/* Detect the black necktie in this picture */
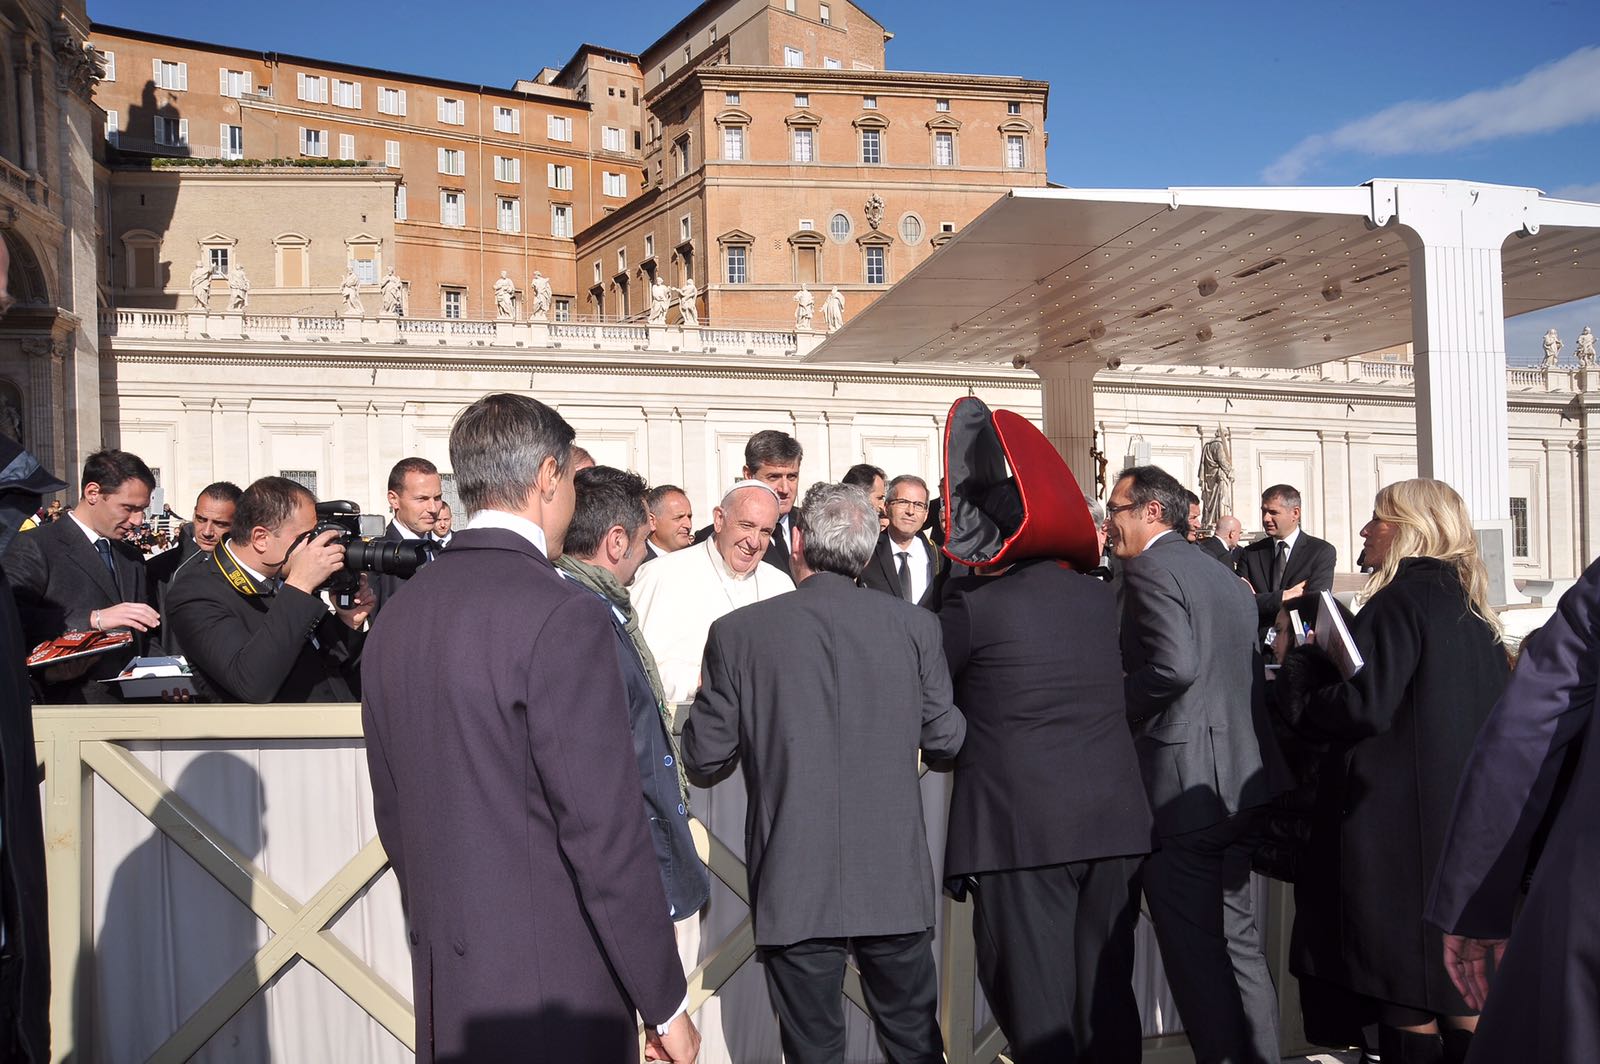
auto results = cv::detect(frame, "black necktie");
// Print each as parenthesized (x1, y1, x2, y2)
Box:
(94, 538, 121, 597)
(1271, 540, 1289, 591)
(897, 551, 914, 601)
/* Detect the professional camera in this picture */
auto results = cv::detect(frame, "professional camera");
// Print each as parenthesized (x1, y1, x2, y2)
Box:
(313, 501, 437, 608)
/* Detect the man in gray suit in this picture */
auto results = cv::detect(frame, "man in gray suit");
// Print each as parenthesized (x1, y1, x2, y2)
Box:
(1108, 465, 1284, 1064)
(683, 483, 966, 1064)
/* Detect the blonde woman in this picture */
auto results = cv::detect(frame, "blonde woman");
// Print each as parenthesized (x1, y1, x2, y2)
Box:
(1273, 479, 1508, 1064)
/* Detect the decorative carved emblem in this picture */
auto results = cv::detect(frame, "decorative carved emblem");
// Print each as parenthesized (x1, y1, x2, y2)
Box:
(864, 194, 885, 231)
(52, 24, 100, 99)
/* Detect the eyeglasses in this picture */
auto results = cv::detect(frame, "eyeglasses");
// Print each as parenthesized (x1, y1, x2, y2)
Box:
(1105, 501, 1139, 515)
(887, 499, 929, 513)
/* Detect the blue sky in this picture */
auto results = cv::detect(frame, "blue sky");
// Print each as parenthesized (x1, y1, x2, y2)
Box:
(90, 0, 1600, 362)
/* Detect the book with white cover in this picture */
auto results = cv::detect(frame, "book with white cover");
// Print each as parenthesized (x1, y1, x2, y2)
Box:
(1313, 588, 1365, 678)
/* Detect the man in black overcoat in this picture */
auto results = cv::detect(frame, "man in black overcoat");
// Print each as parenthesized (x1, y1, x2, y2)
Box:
(147, 481, 239, 656)
(362, 394, 696, 1063)
(1236, 484, 1336, 637)
(368, 456, 443, 615)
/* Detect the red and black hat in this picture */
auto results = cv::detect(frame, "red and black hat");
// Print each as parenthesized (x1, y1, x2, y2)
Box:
(940, 395, 1099, 573)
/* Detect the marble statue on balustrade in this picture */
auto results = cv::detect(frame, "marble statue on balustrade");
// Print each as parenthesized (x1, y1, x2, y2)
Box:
(1543, 328, 1563, 368)
(679, 278, 699, 327)
(1200, 426, 1234, 530)
(188, 258, 212, 311)
(822, 286, 845, 333)
(647, 277, 671, 325)
(340, 267, 364, 315)
(494, 271, 517, 320)
(528, 272, 552, 322)
(380, 269, 404, 316)
(227, 264, 250, 311)
(794, 283, 814, 331)
(1578, 326, 1596, 368)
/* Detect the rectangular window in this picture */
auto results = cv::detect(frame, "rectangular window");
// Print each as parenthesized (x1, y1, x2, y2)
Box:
(547, 115, 572, 141)
(220, 124, 243, 160)
(440, 190, 465, 226)
(683, 44, 691, 64)
(860, 128, 881, 164)
(101, 50, 115, 81)
(794, 93, 809, 107)
(723, 126, 744, 160)
(936, 98, 950, 111)
(1510, 497, 1530, 558)
(497, 196, 521, 233)
(659, 64, 667, 85)
(799, 218, 813, 230)
(725, 91, 741, 105)
(338, 133, 355, 160)
(644, 233, 655, 259)
(602, 125, 626, 152)
(792, 128, 814, 162)
(603, 171, 626, 197)
(551, 203, 573, 238)
(296, 73, 327, 102)
(385, 139, 401, 167)
(300, 127, 326, 157)
(548, 163, 573, 190)
(824, 57, 842, 69)
(105, 110, 118, 145)
(680, 214, 691, 242)
(675, 136, 690, 176)
(394, 184, 408, 220)
(378, 87, 407, 115)
(332, 79, 361, 109)
(553, 297, 572, 322)
(865, 244, 885, 284)
(493, 105, 519, 133)
(819, 2, 831, 23)
(784, 0, 795, 10)
(934, 130, 953, 166)
(437, 97, 465, 124)
(442, 288, 464, 319)
(862, 95, 877, 109)
(219, 69, 251, 98)
(154, 59, 188, 91)
(438, 148, 465, 175)
(617, 249, 628, 274)
(593, 261, 603, 284)
(1005, 134, 1025, 169)
(354, 258, 377, 284)
(784, 47, 803, 67)
(280, 470, 318, 495)
(154, 115, 188, 147)
(1007, 100, 1021, 115)
(725, 245, 747, 284)
(208, 247, 230, 277)
(494, 155, 520, 182)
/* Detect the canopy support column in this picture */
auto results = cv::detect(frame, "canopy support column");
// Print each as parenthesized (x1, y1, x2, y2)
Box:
(1033, 357, 1098, 491)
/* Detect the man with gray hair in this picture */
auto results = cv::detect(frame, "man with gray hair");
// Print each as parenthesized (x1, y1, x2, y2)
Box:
(361, 393, 698, 1063)
(684, 483, 966, 1063)
(859, 474, 947, 609)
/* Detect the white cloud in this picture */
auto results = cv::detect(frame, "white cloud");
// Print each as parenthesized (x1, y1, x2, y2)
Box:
(1551, 182, 1600, 203)
(1264, 46, 1600, 183)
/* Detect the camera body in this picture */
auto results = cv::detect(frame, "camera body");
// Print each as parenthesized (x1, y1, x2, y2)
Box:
(313, 501, 436, 607)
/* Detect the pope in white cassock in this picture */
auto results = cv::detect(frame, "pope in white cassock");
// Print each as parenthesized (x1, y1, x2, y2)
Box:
(630, 480, 795, 700)
(629, 479, 795, 1062)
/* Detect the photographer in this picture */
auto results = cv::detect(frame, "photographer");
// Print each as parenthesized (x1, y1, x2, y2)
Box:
(166, 476, 373, 703)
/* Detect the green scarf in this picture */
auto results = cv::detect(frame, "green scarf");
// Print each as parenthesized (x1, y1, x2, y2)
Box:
(556, 554, 689, 804)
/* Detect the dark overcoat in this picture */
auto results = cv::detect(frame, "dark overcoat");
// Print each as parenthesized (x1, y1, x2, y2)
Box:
(361, 528, 686, 1062)
(1426, 553, 1600, 1061)
(0, 566, 47, 1060)
(940, 559, 1151, 883)
(1277, 556, 1508, 1013)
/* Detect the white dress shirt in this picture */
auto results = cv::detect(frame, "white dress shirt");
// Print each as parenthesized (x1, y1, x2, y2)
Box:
(888, 533, 931, 603)
(464, 509, 549, 557)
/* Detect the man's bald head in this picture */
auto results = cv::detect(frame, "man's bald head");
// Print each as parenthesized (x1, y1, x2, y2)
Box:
(1214, 514, 1243, 549)
(712, 481, 780, 576)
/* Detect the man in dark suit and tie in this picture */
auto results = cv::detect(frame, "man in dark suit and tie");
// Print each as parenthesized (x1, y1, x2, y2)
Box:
(166, 477, 372, 703)
(362, 393, 696, 1063)
(860, 474, 946, 609)
(683, 483, 965, 1063)
(1109, 465, 1286, 1064)
(1236, 484, 1337, 636)
(692, 430, 803, 579)
(4, 449, 159, 703)
(148, 481, 240, 653)
(369, 457, 443, 614)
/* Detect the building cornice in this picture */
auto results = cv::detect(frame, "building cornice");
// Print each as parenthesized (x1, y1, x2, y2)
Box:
(692, 66, 1049, 94)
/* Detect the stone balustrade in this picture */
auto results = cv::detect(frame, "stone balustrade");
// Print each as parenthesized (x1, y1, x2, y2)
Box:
(100, 308, 814, 357)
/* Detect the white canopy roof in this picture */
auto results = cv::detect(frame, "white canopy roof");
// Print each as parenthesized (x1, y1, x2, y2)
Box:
(806, 183, 1600, 369)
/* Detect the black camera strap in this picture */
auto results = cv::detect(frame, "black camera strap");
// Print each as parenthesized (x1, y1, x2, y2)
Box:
(212, 544, 263, 598)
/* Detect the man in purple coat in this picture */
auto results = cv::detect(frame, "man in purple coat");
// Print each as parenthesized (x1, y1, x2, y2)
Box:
(1427, 556, 1600, 1063)
(362, 393, 698, 1063)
